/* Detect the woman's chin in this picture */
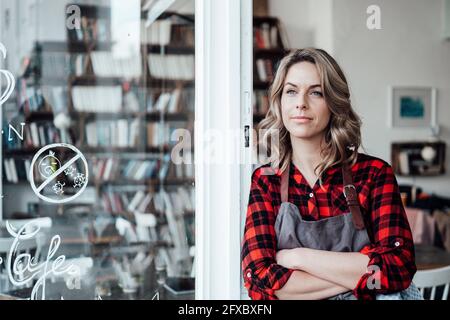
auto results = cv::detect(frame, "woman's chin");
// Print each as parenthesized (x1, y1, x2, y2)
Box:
(290, 130, 316, 140)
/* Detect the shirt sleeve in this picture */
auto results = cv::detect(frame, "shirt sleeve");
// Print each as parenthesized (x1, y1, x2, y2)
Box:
(241, 168, 294, 300)
(353, 162, 417, 300)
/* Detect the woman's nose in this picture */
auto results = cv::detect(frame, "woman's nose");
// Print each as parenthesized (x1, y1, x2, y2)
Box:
(296, 94, 308, 110)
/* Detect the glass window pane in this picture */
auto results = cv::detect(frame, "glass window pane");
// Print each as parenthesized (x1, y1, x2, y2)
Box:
(0, 0, 195, 300)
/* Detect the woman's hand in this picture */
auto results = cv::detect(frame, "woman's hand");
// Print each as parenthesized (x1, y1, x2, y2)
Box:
(276, 248, 308, 270)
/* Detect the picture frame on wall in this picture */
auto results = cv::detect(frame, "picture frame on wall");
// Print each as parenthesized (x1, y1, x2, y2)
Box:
(388, 86, 437, 128)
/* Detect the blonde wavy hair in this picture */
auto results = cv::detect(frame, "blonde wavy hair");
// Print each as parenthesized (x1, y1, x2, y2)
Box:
(257, 48, 362, 182)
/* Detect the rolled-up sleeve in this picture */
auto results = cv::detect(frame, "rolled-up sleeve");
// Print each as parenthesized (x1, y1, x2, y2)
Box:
(241, 168, 293, 300)
(353, 163, 417, 300)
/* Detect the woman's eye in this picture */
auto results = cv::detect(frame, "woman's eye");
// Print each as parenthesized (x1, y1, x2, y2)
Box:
(311, 91, 323, 97)
(286, 89, 296, 95)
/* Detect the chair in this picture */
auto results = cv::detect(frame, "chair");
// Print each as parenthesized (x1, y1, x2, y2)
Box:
(412, 265, 450, 300)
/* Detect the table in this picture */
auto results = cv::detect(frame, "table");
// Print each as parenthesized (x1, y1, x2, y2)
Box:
(415, 245, 450, 270)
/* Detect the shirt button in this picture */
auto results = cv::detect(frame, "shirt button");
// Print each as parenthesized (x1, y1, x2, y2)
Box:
(309, 193, 314, 198)
(394, 241, 400, 247)
(246, 272, 251, 278)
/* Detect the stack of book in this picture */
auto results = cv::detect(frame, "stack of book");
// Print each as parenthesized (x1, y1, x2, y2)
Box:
(90, 156, 194, 182)
(146, 122, 186, 147)
(71, 86, 123, 112)
(2, 121, 73, 150)
(40, 52, 89, 78)
(141, 19, 172, 45)
(90, 51, 142, 78)
(91, 158, 160, 181)
(148, 89, 182, 113)
(84, 118, 140, 148)
(253, 89, 270, 114)
(170, 23, 195, 48)
(3, 158, 30, 183)
(67, 16, 111, 43)
(101, 186, 194, 215)
(18, 82, 46, 114)
(41, 86, 69, 114)
(253, 22, 281, 49)
(147, 54, 194, 80)
(255, 58, 275, 82)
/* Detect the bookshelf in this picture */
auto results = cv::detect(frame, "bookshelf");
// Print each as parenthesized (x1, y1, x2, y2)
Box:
(2, 3, 195, 286)
(391, 141, 446, 176)
(252, 16, 289, 125)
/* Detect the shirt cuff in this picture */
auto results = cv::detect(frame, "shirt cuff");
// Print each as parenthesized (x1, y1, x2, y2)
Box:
(244, 264, 294, 299)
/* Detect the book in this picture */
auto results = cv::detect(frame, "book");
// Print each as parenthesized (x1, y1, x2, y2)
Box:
(128, 191, 146, 212)
(84, 119, 141, 148)
(90, 51, 142, 78)
(147, 54, 194, 80)
(72, 86, 122, 112)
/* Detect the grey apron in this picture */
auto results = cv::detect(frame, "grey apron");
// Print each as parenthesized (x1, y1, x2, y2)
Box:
(274, 161, 423, 300)
(274, 161, 371, 300)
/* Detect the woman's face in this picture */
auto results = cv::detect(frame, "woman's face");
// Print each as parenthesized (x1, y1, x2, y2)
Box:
(281, 62, 331, 141)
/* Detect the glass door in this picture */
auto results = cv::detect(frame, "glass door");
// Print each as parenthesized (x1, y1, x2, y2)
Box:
(0, 0, 196, 300)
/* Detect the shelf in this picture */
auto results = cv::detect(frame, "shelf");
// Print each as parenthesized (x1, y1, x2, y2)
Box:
(112, 209, 194, 220)
(253, 16, 281, 25)
(140, 10, 194, 23)
(82, 145, 173, 154)
(62, 235, 122, 245)
(145, 111, 190, 121)
(3, 148, 40, 156)
(254, 48, 287, 56)
(145, 44, 195, 55)
(68, 75, 194, 88)
(253, 113, 266, 122)
(70, 4, 111, 19)
(143, 77, 195, 88)
(23, 110, 191, 121)
(254, 81, 272, 89)
(81, 111, 190, 121)
(35, 40, 114, 53)
(3, 145, 193, 157)
(35, 75, 195, 89)
(24, 110, 55, 121)
(96, 177, 195, 186)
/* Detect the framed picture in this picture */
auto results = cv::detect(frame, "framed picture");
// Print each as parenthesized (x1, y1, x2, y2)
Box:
(388, 86, 437, 128)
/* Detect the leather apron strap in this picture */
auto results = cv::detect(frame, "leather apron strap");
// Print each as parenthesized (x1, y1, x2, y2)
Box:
(280, 161, 365, 230)
(280, 162, 290, 203)
(342, 164, 365, 230)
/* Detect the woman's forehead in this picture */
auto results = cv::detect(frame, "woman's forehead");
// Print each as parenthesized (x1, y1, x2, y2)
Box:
(284, 62, 320, 86)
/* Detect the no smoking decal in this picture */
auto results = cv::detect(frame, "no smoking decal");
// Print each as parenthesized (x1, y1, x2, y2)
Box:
(29, 143, 89, 203)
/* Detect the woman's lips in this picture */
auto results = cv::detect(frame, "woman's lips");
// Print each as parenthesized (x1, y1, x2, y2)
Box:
(291, 116, 313, 123)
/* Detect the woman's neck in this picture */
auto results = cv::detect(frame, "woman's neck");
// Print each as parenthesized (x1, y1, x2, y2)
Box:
(290, 134, 325, 173)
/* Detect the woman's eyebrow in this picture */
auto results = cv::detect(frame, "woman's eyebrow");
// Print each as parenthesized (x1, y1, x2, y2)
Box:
(283, 82, 321, 89)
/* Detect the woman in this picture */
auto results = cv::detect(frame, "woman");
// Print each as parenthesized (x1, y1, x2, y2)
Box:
(241, 48, 417, 300)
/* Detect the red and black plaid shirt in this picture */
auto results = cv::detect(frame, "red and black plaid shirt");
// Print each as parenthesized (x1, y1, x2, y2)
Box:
(241, 153, 416, 300)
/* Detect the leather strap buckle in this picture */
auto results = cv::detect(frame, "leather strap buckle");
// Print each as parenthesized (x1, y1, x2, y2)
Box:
(343, 184, 356, 198)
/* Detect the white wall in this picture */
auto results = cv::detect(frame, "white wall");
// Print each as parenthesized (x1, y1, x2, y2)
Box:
(268, 0, 333, 53)
(269, 0, 450, 197)
(333, 0, 450, 197)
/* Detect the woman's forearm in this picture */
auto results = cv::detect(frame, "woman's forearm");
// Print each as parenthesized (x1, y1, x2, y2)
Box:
(274, 270, 349, 300)
(297, 248, 370, 290)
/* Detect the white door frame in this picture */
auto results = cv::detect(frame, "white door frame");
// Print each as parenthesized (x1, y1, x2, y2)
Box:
(194, 0, 253, 299)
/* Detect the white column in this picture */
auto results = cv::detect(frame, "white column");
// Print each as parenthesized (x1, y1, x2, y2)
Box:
(195, 0, 245, 299)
